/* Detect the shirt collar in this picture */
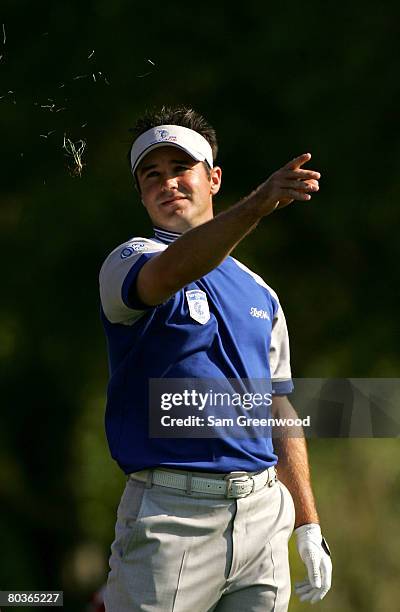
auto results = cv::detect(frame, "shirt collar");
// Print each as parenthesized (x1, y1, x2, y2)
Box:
(153, 226, 182, 244)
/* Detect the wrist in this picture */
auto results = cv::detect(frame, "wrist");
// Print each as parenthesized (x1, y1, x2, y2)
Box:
(241, 186, 277, 219)
(294, 523, 331, 557)
(294, 523, 321, 538)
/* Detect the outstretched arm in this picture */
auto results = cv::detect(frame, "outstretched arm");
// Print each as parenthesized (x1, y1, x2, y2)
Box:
(137, 153, 320, 305)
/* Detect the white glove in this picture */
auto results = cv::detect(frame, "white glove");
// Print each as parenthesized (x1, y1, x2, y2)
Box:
(294, 523, 332, 604)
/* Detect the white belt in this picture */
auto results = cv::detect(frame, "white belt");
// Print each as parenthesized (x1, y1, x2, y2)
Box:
(129, 466, 277, 499)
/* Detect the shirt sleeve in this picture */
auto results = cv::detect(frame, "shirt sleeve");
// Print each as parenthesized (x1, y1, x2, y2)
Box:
(269, 300, 294, 395)
(99, 238, 165, 325)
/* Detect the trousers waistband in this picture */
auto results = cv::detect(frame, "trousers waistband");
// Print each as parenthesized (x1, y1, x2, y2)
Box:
(129, 466, 278, 499)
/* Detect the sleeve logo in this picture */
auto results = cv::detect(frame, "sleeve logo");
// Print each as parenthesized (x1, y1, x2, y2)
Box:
(120, 242, 146, 259)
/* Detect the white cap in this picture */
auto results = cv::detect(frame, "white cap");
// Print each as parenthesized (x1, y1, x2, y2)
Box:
(130, 124, 214, 175)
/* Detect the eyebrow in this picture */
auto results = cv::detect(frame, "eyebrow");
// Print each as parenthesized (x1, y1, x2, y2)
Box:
(138, 158, 193, 174)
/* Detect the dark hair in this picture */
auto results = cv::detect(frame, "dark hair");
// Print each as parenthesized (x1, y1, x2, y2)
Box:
(129, 105, 218, 161)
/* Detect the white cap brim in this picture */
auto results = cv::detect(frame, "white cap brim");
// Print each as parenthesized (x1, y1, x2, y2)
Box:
(130, 124, 213, 175)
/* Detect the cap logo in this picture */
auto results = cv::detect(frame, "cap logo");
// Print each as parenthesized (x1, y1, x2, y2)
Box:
(156, 129, 169, 140)
(156, 129, 177, 143)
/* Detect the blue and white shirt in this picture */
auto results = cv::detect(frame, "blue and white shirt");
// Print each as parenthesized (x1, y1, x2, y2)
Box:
(99, 227, 293, 474)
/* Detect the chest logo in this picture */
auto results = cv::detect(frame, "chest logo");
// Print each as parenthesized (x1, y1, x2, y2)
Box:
(250, 307, 270, 320)
(186, 290, 210, 325)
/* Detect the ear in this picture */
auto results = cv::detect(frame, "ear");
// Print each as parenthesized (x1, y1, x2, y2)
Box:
(210, 166, 222, 196)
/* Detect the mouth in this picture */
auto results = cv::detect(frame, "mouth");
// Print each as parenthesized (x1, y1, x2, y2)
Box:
(160, 196, 188, 206)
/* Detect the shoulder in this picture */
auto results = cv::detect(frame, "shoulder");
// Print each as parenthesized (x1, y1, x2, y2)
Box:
(100, 236, 166, 277)
(99, 236, 167, 325)
(230, 256, 280, 303)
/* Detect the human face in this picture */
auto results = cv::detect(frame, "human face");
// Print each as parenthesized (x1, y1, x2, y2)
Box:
(136, 146, 222, 233)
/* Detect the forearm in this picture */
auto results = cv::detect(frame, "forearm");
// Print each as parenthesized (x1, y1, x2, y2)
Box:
(146, 197, 262, 294)
(275, 436, 319, 528)
(272, 397, 319, 529)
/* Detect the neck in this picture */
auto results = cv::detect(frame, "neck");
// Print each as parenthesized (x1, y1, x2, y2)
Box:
(153, 209, 214, 236)
(153, 226, 182, 244)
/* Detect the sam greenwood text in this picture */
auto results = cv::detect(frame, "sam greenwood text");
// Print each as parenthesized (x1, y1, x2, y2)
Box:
(160, 415, 311, 427)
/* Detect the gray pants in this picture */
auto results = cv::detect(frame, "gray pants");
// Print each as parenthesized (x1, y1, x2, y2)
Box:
(105, 471, 295, 612)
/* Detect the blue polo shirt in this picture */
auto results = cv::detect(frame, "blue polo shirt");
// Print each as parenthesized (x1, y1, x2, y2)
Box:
(99, 227, 293, 474)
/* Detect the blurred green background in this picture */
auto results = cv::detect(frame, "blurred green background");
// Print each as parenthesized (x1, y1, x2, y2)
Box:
(1, 0, 399, 610)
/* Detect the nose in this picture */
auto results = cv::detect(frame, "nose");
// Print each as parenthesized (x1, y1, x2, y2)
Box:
(161, 174, 179, 191)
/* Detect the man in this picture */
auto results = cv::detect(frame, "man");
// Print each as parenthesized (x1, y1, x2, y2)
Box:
(99, 106, 332, 611)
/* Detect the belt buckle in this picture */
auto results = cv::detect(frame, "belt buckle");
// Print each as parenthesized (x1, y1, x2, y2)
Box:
(224, 471, 254, 499)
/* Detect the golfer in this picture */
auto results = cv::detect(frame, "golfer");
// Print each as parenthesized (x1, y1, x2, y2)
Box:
(99, 106, 332, 611)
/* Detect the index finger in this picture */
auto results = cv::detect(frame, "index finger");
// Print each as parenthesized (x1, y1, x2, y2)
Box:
(284, 153, 312, 170)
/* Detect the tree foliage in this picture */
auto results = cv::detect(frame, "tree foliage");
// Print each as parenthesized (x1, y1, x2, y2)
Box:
(1, 1, 399, 609)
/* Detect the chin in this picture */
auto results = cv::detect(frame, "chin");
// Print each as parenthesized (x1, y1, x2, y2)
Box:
(153, 215, 188, 233)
